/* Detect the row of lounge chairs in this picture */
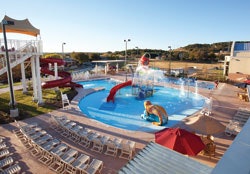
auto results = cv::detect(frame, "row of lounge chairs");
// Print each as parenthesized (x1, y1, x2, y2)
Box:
(71, 71, 104, 81)
(13, 121, 103, 174)
(50, 115, 136, 160)
(0, 137, 21, 174)
(225, 108, 250, 136)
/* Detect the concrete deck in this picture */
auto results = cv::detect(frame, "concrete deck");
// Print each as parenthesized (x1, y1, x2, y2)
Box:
(0, 77, 250, 174)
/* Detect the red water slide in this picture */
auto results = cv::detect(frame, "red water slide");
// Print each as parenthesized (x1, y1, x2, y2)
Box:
(40, 58, 82, 89)
(106, 80, 132, 103)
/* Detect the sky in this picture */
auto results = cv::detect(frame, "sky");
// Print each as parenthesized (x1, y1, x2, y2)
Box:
(1, 0, 250, 53)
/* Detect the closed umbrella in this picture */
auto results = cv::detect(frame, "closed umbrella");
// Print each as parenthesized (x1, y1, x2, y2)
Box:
(155, 127, 205, 156)
(184, 114, 225, 135)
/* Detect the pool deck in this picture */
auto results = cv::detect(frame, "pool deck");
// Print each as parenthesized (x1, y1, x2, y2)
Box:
(0, 75, 250, 173)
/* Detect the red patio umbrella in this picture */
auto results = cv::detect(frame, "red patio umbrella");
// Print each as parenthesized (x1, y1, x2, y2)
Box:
(155, 127, 205, 156)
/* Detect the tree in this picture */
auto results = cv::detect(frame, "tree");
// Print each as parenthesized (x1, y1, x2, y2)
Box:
(70, 52, 89, 64)
(89, 53, 100, 61)
(44, 53, 61, 59)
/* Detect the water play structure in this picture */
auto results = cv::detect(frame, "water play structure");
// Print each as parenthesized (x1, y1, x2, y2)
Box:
(40, 58, 82, 89)
(106, 53, 161, 102)
(105, 53, 168, 126)
(142, 100, 168, 126)
(132, 53, 164, 100)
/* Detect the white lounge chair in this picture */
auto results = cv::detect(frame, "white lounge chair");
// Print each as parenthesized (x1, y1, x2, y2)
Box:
(52, 148, 78, 173)
(61, 122, 76, 138)
(119, 143, 133, 160)
(91, 139, 104, 154)
(49, 152, 63, 173)
(0, 149, 10, 159)
(38, 149, 54, 166)
(85, 159, 103, 174)
(69, 125, 83, 142)
(63, 153, 90, 174)
(41, 139, 61, 151)
(61, 93, 70, 109)
(50, 143, 69, 157)
(14, 120, 38, 131)
(29, 130, 47, 141)
(78, 134, 91, 148)
(233, 108, 250, 127)
(0, 163, 21, 174)
(224, 108, 250, 136)
(54, 118, 70, 133)
(104, 140, 118, 157)
(127, 141, 136, 155)
(39, 143, 68, 166)
(225, 120, 242, 136)
(34, 134, 53, 146)
(0, 143, 7, 151)
(0, 157, 14, 169)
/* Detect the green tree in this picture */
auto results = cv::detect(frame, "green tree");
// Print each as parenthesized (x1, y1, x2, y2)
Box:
(44, 53, 61, 59)
(88, 53, 100, 61)
(70, 52, 89, 64)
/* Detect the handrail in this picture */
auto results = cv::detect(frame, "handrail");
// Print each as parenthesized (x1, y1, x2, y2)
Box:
(0, 39, 43, 76)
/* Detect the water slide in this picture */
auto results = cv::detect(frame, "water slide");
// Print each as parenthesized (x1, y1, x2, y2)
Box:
(106, 80, 132, 102)
(40, 58, 82, 89)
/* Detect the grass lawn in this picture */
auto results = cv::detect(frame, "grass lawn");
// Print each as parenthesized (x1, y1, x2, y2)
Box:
(0, 88, 77, 124)
(148, 60, 225, 81)
(149, 60, 224, 69)
(0, 82, 21, 89)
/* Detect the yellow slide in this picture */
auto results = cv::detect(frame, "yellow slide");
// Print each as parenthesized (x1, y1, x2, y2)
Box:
(144, 100, 168, 126)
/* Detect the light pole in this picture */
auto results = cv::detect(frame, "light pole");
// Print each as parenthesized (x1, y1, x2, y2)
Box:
(124, 39, 131, 65)
(62, 42, 66, 59)
(135, 46, 139, 62)
(1, 19, 19, 117)
(168, 46, 172, 76)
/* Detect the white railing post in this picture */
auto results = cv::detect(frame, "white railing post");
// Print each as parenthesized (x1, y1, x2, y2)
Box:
(31, 56, 38, 101)
(35, 55, 43, 105)
(21, 62, 27, 94)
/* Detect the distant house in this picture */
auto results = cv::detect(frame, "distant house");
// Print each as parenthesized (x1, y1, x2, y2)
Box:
(225, 41, 250, 82)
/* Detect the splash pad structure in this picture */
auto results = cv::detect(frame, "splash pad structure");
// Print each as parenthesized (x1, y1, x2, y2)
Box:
(132, 53, 165, 100)
(107, 53, 165, 101)
(106, 53, 168, 126)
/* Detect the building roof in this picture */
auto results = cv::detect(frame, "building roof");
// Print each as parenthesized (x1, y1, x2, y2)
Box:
(212, 118, 250, 174)
(119, 142, 213, 174)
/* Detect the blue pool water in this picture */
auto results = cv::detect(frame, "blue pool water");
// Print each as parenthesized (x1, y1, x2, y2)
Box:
(78, 79, 207, 132)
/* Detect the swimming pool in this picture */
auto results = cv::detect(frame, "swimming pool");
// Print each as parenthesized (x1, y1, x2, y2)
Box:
(78, 79, 207, 132)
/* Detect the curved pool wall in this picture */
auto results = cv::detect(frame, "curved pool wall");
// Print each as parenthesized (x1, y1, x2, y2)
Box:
(78, 79, 207, 132)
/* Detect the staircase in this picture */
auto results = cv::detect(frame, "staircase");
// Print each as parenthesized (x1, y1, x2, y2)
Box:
(0, 39, 43, 76)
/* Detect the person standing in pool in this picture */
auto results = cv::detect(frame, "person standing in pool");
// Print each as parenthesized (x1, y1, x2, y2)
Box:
(214, 80, 219, 88)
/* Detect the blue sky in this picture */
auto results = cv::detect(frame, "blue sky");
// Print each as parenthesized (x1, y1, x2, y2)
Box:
(1, 0, 250, 53)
